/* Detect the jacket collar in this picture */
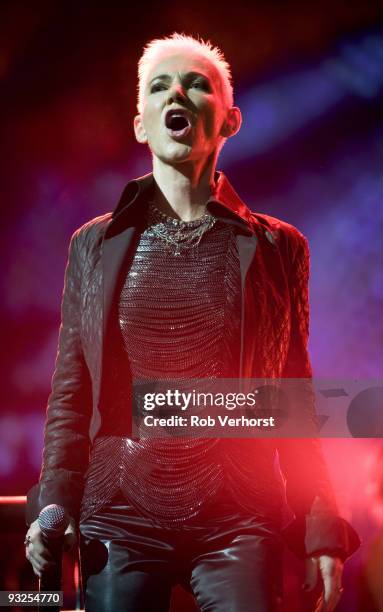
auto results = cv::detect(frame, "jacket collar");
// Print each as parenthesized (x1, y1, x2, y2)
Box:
(110, 171, 255, 236)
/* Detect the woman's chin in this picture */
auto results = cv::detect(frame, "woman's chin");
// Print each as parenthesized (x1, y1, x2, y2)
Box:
(156, 144, 194, 164)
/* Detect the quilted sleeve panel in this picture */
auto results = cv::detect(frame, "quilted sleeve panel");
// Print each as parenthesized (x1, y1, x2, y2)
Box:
(26, 229, 93, 525)
(278, 232, 360, 560)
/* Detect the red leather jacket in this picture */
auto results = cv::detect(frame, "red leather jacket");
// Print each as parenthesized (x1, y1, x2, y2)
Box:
(26, 171, 359, 559)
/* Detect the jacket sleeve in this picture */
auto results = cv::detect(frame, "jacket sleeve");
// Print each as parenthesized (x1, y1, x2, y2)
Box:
(26, 229, 92, 525)
(277, 232, 360, 561)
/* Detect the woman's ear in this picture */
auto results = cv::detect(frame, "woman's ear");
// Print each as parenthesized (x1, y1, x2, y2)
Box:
(134, 115, 148, 144)
(221, 107, 242, 138)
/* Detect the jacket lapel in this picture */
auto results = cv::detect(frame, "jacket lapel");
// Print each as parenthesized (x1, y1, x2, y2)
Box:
(102, 173, 154, 344)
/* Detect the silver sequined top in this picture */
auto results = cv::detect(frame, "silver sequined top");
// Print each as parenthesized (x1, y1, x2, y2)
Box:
(80, 205, 279, 526)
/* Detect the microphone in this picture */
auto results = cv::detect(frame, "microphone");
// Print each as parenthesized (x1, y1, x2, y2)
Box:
(38, 505, 69, 611)
(38, 504, 69, 541)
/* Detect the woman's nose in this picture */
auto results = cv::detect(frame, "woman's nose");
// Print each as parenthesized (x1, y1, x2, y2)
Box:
(166, 83, 186, 105)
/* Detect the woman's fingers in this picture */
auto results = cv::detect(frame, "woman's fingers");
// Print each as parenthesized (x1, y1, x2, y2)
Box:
(318, 555, 344, 612)
(303, 557, 319, 591)
(25, 544, 55, 577)
(24, 519, 55, 576)
(63, 531, 77, 551)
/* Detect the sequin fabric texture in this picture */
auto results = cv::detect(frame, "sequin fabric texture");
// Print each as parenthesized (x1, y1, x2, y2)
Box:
(80, 204, 244, 525)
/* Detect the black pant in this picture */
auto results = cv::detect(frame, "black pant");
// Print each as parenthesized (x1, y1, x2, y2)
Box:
(79, 494, 283, 612)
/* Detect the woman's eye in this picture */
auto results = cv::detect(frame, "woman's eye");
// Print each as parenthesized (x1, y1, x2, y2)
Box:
(150, 83, 166, 93)
(191, 81, 208, 90)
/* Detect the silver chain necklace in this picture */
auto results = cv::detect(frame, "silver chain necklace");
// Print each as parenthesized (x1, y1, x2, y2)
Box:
(146, 201, 217, 256)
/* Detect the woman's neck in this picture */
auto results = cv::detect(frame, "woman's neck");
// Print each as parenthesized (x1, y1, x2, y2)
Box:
(151, 157, 217, 221)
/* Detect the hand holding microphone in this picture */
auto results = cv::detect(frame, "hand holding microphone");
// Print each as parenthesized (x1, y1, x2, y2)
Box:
(25, 504, 76, 579)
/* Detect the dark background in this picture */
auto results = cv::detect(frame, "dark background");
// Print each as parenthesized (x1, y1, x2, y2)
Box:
(1, 1, 383, 609)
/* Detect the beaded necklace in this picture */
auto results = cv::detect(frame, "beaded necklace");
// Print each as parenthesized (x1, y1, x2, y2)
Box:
(146, 201, 217, 256)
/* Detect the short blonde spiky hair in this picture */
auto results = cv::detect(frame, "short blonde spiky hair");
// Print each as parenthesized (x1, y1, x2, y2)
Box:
(137, 32, 234, 114)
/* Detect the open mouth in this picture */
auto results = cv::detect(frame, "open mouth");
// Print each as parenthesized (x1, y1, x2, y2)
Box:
(165, 110, 192, 138)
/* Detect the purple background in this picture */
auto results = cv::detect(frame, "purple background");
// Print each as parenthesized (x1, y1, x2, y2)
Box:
(0, 2, 382, 609)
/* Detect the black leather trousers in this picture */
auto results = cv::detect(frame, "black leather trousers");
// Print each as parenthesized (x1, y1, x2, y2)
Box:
(79, 493, 283, 612)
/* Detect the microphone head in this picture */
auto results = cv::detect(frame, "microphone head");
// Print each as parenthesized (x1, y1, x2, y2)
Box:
(38, 504, 69, 539)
